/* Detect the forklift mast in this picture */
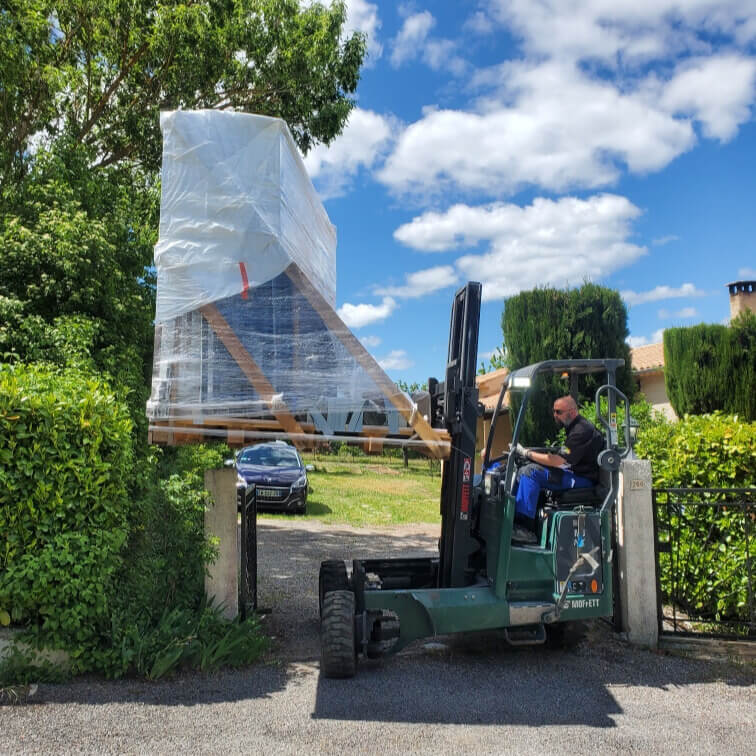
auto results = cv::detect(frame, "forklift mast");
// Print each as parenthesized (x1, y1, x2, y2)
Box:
(430, 281, 482, 588)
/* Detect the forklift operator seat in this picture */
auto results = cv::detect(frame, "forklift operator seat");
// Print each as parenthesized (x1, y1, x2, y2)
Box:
(540, 483, 607, 509)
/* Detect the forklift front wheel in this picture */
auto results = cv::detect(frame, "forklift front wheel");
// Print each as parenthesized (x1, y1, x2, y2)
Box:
(320, 590, 357, 678)
(318, 560, 349, 618)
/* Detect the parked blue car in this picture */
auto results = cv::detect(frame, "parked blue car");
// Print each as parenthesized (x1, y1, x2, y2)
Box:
(234, 442, 312, 514)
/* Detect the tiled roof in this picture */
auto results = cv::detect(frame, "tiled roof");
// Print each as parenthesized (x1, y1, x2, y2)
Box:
(630, 342, 664, 372)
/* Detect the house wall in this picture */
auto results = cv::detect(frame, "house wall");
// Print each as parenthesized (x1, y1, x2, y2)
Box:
(637, 371, 677, 420)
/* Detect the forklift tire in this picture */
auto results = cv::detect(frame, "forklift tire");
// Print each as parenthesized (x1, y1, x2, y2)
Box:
(318, 560, 349, 618)
(545, 621, 585, 649)
(320, 590, 357, 678)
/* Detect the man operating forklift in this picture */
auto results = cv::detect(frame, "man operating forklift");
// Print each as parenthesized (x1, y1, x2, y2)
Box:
(511, 394, 605, 542)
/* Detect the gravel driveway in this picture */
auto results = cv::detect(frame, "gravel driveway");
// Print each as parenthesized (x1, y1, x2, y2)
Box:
(4, 518, 755, 754)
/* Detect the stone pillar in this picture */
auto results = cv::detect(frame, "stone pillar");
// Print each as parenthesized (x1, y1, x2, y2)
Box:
(204, 468, 238, 619)
(616, 458, 658, 648)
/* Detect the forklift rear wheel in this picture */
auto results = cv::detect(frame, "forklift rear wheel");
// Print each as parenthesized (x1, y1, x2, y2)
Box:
(320, 590, 357, 678)
(318, 560, 349, 618)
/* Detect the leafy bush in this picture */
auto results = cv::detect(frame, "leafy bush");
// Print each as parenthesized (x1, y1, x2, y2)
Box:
(1, 411, 267, 678)
(0, 363, 133, 655)
(636, 412, 755, 489)
(636, 412, 755, 627)
(120, 444, 232, 622)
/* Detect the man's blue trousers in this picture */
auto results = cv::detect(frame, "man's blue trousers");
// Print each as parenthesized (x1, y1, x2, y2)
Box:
(514, 463, 594, 525)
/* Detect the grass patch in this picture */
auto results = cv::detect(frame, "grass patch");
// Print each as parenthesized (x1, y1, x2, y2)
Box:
(259, 453, 443, 527)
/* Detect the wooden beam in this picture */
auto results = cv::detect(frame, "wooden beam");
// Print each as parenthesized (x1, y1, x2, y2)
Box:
(283, 263, 447, 459)
(199, 303, 307, 443)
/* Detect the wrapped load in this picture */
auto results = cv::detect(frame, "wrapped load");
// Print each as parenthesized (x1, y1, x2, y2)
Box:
(146, 111, 446, 455)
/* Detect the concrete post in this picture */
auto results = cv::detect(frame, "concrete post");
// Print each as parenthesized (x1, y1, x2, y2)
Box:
(204, 468, 238, 619)
(616, 458, 658, 648)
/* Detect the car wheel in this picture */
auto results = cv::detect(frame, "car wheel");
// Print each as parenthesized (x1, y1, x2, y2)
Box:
(320, 590, 357, 678)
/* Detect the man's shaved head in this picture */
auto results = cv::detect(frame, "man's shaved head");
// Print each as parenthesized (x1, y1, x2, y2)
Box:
(553, 395, 578, 426)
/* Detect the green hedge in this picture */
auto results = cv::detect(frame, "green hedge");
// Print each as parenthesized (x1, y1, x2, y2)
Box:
(0, 371, 268, 680)
(636, 412, 755, 626)
(664, 310, 756, 420)
(0, 363, 133, 651)
(502, 283, 633, 444)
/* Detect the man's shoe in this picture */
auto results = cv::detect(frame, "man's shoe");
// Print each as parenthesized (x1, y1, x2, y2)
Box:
(512, 525, 538, 544)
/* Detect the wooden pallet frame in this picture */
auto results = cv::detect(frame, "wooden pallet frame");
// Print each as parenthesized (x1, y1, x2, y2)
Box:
(148, 263, 450, 459)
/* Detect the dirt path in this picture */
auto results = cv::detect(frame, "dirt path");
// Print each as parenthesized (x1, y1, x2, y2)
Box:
(256, 518, 439, 663)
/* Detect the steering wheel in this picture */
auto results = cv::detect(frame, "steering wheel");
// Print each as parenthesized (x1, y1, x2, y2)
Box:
(486, 452, 509, 468)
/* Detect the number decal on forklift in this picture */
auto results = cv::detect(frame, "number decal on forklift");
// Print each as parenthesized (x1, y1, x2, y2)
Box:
(566, 598, 600, 609)
(460, 483, 470, 520)
(460, 456, 472, 520)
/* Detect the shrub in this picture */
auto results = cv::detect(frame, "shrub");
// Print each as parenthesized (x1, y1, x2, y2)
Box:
(636, 412, 755, 626)
(0, 373, 268, 679)
(0, 363, 133, 658)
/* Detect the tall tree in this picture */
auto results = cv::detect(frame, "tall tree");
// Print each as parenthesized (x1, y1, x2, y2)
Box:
(0, 0, 366, 434)
(1, 0, 366, 182)
(501, 283, 633, 443)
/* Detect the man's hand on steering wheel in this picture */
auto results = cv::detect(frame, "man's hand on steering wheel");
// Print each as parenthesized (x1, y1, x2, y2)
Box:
(510, 442, 530, 461)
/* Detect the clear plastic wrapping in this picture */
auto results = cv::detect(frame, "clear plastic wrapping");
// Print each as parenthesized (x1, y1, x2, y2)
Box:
(147, 111, 445, 452)
(154, 110, 336, 322)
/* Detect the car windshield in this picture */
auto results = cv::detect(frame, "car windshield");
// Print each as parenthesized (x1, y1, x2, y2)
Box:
(238, 446, 300, 467)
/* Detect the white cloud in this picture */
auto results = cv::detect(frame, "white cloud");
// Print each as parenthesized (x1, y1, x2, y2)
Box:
(661, 55, 756, 141)
(486, 0, 756, 66)
(394, 194, 645, 302)
(390, 11, 434, 67)
(379, 60, 696, 195)
(389, 11, 467, 74)
(464, 10, 495, 35)
(304, 108, 395, 198)
(377, 3, 756, 197)
(337, 297, 397, 329)
(622, 283, 705, 306)
(628, 328, 666, 347)
(652, 235, 679, 247)
(344, 0, 382, 61)
(659, 306, 698, 319)
(738, 267, 756, 279)
(378, 350, 413, 371)
(374, 266, 459, 298)
(359, 335, 382, 348)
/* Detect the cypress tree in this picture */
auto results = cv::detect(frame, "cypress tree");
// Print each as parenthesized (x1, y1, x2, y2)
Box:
(502, 283, 633, 444)
(664, 310, 756, 420)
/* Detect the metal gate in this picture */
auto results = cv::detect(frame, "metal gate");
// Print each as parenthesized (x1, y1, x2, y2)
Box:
(653, 487, 755, 639)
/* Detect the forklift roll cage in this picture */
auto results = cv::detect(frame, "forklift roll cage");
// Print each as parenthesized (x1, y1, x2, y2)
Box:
(319, 282, 634, 677)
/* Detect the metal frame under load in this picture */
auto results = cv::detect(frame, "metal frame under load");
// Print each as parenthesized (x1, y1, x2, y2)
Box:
(352, 282, 483, 599)
(436, 281, 482, 587)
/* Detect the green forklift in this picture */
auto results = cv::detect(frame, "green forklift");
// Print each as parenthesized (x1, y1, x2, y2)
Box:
(318, 281, 633, 677)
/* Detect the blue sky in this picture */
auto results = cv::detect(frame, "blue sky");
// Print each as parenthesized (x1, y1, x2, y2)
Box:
(302, 1, 756, 385)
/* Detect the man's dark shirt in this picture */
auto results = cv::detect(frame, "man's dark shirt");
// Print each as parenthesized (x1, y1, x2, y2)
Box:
(558, 414, 604, 481)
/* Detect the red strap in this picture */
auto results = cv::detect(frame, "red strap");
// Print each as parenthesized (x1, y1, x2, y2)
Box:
(239, 262, 249, 299)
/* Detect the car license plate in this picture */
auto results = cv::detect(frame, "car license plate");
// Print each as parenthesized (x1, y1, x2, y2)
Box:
(257, 488, 282, 499)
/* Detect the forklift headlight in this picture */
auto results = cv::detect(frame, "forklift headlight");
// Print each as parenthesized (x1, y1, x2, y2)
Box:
(484, 473, 493, 496)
